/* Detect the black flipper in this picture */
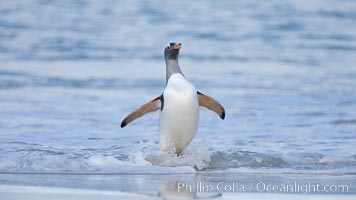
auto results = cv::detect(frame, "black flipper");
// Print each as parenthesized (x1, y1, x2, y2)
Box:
(197, 91, 225, 119)
(121, 95, 163, 128)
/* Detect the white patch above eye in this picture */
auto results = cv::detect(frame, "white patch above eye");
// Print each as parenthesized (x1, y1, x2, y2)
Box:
(166, 42, 178, 49)
(166, 43, 171, 48)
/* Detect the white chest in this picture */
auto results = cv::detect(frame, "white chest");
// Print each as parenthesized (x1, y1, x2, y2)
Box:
(159, 73, 200, 153)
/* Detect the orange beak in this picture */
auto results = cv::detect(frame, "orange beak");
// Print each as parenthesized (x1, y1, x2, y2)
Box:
(168, 43, 182, 50)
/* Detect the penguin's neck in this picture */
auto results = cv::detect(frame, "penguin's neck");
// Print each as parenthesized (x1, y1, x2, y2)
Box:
(165, 59, 184, 84)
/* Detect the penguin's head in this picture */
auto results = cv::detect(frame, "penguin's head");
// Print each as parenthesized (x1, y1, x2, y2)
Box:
(164, 42, 181, 60)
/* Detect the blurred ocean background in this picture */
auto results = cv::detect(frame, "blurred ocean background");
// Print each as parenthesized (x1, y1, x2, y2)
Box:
(0, 0, 356, 175)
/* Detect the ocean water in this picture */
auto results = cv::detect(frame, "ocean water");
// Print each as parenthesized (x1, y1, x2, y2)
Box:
(0, 0, 356, 176)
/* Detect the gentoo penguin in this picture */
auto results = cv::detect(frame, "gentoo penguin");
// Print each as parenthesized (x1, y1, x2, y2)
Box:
(121, 42, 225, 154)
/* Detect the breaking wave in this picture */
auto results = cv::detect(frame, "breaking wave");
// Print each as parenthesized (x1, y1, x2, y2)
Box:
(1, 140, 356, 174)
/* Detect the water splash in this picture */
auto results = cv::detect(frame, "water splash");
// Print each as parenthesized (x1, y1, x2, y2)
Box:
(145, 140, 212, 170)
